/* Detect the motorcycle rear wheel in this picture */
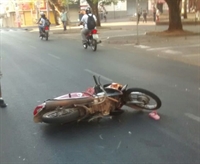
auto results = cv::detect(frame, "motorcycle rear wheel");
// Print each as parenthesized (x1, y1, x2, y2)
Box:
(45, 32, 49, 41)
(83, 43, 88, 49)
(91, 39, 97, 51)
(42, 108, 79, 124)
(125, 88, 161, 110)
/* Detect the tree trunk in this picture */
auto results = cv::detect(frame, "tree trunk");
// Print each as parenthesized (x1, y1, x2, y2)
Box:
(48, 2, 59, 25)
(86, 0, 101, 26)
(165, 0, 183, 31)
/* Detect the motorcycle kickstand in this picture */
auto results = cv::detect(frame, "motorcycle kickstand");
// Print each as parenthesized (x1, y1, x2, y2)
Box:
(88, 113, 104, 122)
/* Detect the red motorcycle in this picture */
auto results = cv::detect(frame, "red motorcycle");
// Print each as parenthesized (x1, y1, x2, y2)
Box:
(33, 76, 161, 124)
(83, 29, 101, 51)
(40, 25, 49, 41)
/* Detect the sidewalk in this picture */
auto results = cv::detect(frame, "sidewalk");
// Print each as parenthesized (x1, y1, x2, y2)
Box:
(25, 12, 200, 34)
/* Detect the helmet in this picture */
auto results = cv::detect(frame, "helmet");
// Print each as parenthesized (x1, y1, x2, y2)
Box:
(85, 7, 91, 14)
(40, 12, 45, 16)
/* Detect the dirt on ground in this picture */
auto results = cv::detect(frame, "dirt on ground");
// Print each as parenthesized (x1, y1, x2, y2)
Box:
(146, 30, 199, 37)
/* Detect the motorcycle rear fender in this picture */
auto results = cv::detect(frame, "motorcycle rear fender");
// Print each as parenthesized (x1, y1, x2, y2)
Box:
(33, 97, 94, 123)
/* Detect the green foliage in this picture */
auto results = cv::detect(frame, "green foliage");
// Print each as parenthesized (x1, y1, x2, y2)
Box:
(60, 0, 79, 6)
(100, 0, 125, 5)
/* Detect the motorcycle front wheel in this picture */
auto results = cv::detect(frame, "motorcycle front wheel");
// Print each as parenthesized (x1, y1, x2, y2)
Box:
(42, 108, 80, 124)
(91, 39, 97, 51)
(124, 88, 161, 110)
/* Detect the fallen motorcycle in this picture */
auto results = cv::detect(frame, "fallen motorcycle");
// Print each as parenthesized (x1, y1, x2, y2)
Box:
(33, 76, 162, 124)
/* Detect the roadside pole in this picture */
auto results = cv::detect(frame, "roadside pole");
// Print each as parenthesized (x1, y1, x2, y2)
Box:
(0, 55, 7, 108)
(46, 0, 49, 19)
(135, 0, 139, 45)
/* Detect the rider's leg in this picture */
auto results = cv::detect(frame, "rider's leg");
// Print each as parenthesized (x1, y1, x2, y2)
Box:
(38, 25, 43, 36)
(81, 28, 90, 44)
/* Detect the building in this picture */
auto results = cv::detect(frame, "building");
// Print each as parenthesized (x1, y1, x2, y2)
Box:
(1, 0, 56, 27)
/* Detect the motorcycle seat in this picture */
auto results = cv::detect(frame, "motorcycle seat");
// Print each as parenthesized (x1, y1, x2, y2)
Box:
(45, 97, 94, 109)
(104, 88, 123, 96)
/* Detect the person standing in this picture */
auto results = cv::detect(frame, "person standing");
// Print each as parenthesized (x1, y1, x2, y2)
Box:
(142, 9, 147, 23)
(60, 9, 67, 31)
(153, 6, 156, 22)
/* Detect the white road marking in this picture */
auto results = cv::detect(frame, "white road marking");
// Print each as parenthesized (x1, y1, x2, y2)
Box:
(85, 69, 112, 82)
(48, 53, 60, 59)
(185, 113, 200, 123)
(134, 45, 150, 49)
(147, 44, 200, 51)
(162, 50, 182, 55)
(182, 54, 200, 57)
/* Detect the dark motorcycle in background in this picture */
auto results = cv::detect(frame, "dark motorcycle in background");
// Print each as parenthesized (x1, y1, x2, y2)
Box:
(33, 76, 162, 124)
(83, 29, 101, 51)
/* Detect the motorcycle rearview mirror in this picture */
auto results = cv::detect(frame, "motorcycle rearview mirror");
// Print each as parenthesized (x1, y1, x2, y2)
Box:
(121, 84, 128, 91)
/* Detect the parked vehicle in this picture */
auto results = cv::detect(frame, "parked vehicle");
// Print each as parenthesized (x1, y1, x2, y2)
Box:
(33, 76, 161, 124)
(83, 29, 101, 51)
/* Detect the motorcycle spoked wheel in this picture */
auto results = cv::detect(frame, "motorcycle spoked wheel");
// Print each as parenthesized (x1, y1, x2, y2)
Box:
(125, 88, 162, 110)
(91, 39, 97, 51)
(42, 108, 80, 124)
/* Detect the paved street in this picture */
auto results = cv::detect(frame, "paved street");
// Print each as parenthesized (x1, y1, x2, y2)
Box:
(38, 22, 200, 66)
(0, 26, 200, 164)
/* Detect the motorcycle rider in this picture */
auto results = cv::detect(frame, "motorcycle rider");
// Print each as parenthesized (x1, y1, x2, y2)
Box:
(78, 7, 97, 44)
(37, 12, 48, 37)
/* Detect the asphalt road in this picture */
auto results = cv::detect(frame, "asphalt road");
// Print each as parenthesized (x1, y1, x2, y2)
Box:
(0, 29, 200, 164)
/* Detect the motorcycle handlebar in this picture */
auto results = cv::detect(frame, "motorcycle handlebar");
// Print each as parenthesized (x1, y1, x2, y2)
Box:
(93, 75, 98, 85)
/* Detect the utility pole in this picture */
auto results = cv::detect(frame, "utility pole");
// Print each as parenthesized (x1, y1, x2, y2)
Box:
(135, 0, 139, 45)
(46, 0, 49, 19)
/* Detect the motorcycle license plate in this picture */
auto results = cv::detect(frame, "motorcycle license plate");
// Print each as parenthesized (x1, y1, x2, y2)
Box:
(92, 34, 99, 39)
(45, 30, 49, 32)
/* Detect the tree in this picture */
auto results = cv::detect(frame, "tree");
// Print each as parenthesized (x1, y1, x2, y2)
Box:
(48, 0, 77, 25)
(85, 0, 125, 26)
(165, 0, 183, 31)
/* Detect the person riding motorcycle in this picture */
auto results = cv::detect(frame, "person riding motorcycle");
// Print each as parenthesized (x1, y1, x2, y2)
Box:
(78, 7, 97, 44)
(37, 12, 48, 37)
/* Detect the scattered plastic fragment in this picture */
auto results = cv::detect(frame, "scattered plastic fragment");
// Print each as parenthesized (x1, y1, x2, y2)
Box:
(99, 135, 103, 140)
(149, 111, 160, 120)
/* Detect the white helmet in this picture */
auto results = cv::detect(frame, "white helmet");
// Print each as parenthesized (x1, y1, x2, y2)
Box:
(40, 12, 45, 16)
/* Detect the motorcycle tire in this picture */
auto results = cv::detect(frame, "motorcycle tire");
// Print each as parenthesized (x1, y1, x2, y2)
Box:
(91, 39, 97, 51)
(45, 32, 49, 41)
(42, 108, 80, 124)
(83, 43, 88, 49)
(124, 88, 161, 110)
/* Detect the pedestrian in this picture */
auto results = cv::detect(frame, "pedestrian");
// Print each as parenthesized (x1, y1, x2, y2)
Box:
(156, 9, 160, 22)
(60, 9, 67, 31)
(99, 3, 107, 22)
(142, 9, 147, 23)
(153, 6, 156, 22)
(78, 10, 84, 21)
